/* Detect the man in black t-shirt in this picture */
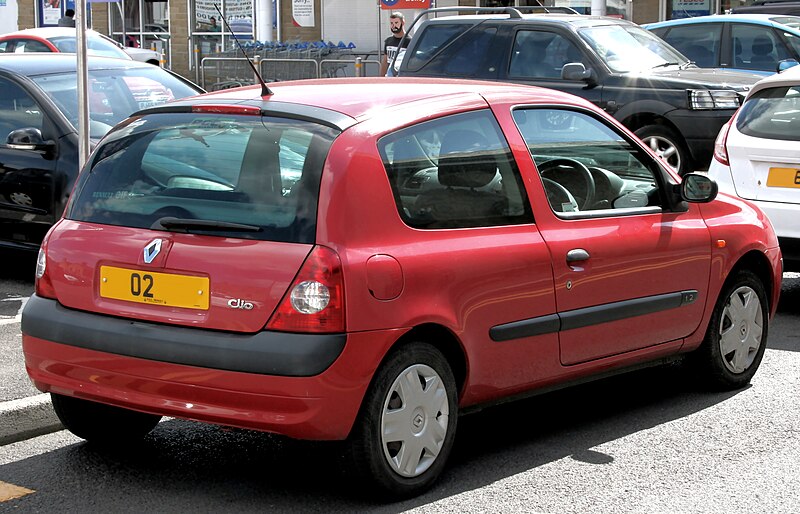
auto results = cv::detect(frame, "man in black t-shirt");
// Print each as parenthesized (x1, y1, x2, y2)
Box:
(380, 11, 409, 77)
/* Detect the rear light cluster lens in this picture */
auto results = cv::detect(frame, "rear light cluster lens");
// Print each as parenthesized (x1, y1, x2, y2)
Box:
(267, 245, 345, 333)
(35, 246, 57, 299)
(713, 119, 732, 166)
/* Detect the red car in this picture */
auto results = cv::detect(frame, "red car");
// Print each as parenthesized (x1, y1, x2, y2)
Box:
(22, 78, 782, 499)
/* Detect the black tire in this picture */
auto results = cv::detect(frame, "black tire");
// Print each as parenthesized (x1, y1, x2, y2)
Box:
(347, 342, 458, 500)
(694, 270, 769, 390)
(51, 394, 162, 444)
(635, 124, 692, 176)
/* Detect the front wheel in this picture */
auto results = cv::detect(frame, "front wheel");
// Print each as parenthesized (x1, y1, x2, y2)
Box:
(51, 394, 162, 444)
(694, 270, 769, 390)
(347, 342, 458, 499)
(635, 124, 691, 175)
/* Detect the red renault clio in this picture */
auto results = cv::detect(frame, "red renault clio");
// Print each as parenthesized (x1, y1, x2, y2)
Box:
(22, 78, 782, 499)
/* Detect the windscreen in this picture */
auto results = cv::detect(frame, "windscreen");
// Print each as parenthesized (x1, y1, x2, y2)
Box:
(67, 112, 339, 244)
(32, 68, 199, 139)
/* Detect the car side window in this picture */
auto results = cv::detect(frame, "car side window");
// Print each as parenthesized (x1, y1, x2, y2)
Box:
(379, 110, 534, 229)
(732, 24, 793, 71)
(509, 30, 584, 79)
(0, 78, 44, 143)
(15, 40, 51, 53)
(658, 23, 722, 68)
(512, 108, 662, 216)
(783, 31, 800, 57)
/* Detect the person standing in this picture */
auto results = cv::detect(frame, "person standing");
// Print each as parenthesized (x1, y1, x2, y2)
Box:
(380, 11, 408, 77)
(58, 8, 76, 27)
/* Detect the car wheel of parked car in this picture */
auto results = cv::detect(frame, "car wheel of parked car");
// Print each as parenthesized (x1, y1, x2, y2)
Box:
(695, 270, 769, 390)
(348, 342, 458, 499)
(51, 394, 162, 444)
(635, 125, 689, 175)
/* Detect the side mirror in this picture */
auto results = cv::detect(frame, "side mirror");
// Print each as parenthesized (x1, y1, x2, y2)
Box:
(561, 63, 593, 82)
(680, 173, 718, 203)
(6, 128, 55, 152)
(778, 59, 799, 73)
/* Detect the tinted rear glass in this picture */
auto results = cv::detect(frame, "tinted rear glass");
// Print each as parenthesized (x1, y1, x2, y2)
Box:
(404, 23, 496, 75)
(737, 85, 800, 140)
(67, 112, 339, 244)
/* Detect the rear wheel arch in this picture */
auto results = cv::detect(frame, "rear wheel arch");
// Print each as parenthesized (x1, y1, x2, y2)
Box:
(385, 323, 468, 396)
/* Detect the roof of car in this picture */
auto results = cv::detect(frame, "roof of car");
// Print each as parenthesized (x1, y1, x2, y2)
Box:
(172, 77, 595, 122)
(644, 13, 800, 30)
(0, 53, 155, 75)
(0, 27, 109, 39)
(426, 13, 631, 28)
(747, 62, 800, 97)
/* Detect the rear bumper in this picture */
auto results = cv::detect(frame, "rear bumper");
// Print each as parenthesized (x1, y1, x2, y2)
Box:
(22, 295, 401, 440)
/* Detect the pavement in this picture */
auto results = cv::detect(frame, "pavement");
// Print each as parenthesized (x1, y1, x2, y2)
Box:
(0, 281, 63, 446)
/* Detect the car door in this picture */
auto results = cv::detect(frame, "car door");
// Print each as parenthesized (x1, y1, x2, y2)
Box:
(511, 106, 712, 365)
(0, 76, 61, 248)
(731, 22, 795, 72)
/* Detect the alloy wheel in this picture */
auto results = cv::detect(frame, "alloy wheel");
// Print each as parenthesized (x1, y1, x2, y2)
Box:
(644, 135, 681, 172)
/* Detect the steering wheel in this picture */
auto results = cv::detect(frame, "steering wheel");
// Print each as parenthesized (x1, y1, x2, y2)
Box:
(542, 177, 579, 213)
(538, 158, 596, 211)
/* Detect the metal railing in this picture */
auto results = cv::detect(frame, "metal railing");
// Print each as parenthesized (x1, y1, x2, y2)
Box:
(200, 55, 381, 91)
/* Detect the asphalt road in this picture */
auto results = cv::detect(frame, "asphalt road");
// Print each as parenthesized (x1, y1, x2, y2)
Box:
(1, 257, 798, 511)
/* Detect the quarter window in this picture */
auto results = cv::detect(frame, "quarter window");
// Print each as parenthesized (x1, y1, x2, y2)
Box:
(379, 110, 533, 229)
(513, 108, 662, 216)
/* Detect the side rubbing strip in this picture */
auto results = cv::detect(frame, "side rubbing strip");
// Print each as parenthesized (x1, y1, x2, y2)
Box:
(490, 290, 698, 342)
(490, 314, 560, 342)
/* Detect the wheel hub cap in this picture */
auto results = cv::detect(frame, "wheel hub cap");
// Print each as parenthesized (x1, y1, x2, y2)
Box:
(380, 363, 449, 478)
(719, 286, 763, 374)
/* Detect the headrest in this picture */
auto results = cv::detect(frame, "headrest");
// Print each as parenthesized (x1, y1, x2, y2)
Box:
(437, 129, 497, 188)
(752, 36, 773, 56)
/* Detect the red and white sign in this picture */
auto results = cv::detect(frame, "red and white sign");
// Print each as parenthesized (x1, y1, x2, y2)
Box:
(380, 0, 432, 10)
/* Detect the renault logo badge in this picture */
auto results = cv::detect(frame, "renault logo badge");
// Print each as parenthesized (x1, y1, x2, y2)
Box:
(143, 239, 162, 264)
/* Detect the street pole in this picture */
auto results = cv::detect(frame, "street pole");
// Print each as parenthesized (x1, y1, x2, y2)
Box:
(76, 0, 90, 169)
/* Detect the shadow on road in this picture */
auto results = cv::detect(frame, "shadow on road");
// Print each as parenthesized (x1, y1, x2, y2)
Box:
(0, 249, 36, 284)
(0, 364, 742, 511)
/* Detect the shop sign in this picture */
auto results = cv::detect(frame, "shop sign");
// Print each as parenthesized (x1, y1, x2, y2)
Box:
(380, 0, 432, 9)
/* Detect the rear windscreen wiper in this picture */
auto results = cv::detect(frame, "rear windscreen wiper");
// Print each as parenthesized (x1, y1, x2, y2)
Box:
(153, 216, 262, 233)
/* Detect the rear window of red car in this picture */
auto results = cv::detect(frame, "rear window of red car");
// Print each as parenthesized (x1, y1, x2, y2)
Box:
(67, 112, 339, 244)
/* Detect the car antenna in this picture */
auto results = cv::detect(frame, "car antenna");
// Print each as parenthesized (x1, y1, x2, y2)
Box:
(213, 4, 273, 97)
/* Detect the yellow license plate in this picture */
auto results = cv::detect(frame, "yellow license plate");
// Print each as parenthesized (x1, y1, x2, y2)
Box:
(766, 167, 800, 188)
(100, 266, 209, 310)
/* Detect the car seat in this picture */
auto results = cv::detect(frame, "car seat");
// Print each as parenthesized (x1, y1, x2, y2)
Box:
(750, 36, 775, 70)
(414, 129, 507, 224)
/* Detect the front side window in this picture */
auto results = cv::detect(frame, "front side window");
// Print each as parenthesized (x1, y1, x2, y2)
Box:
(379, 110, 533, 229)
(67, 113, 338, 244)
(32, 68, 199, 139)
(509, 30, 585, 79)
(513, 108, 662, 216)
(658, 23, 722, 68)
(737, 86, 800, 140)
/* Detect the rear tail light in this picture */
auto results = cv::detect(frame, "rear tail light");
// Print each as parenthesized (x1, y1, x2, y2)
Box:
(713, 119, 732, 166)
(267, 245, 345, 333)
(34, 245, 57, 300)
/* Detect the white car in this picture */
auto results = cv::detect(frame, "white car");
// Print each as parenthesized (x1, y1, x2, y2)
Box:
(0, 27, 161, 66)
(709, 64, 800, 271)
